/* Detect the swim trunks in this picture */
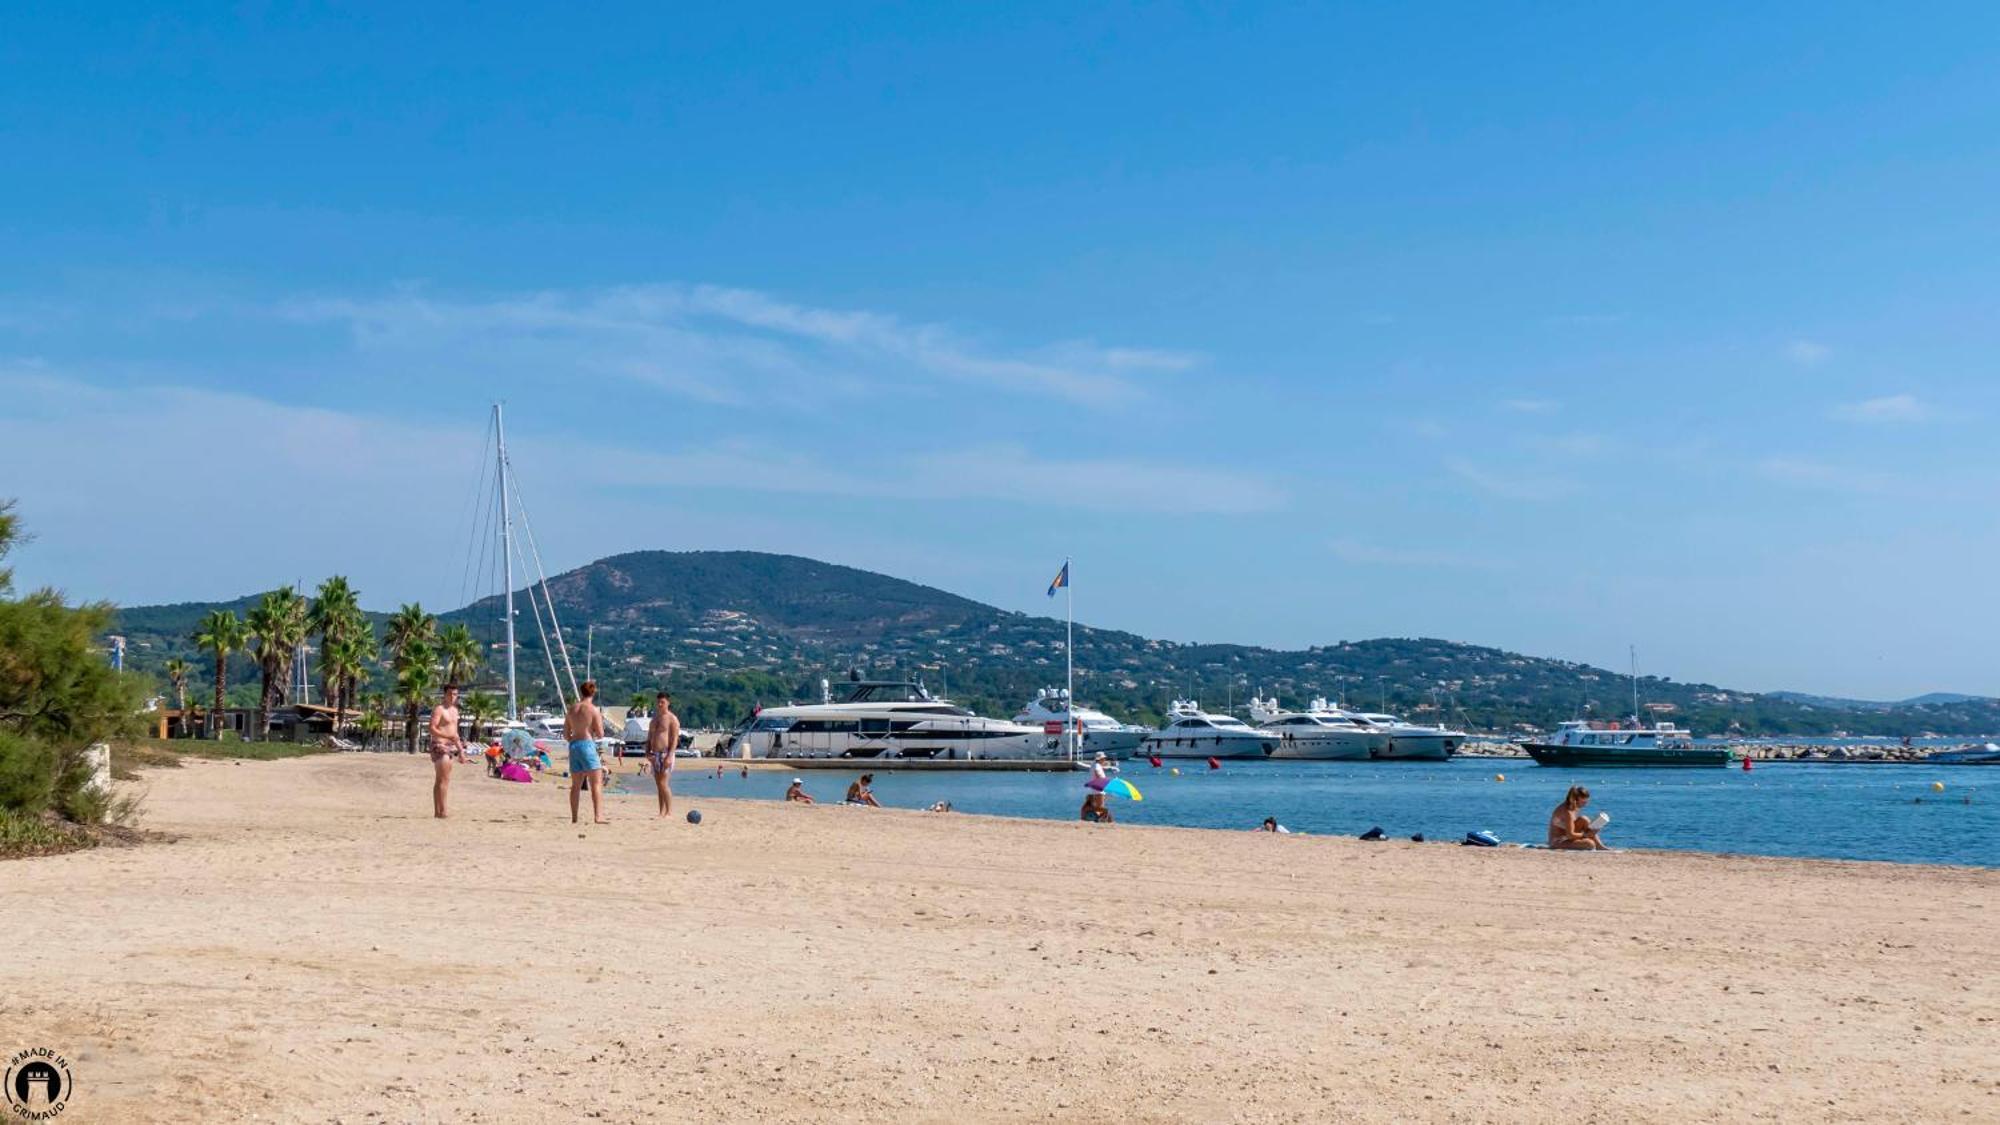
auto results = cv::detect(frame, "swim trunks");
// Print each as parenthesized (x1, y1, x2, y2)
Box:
(646, 750, 673, 776)
(569, 739, 602, 773)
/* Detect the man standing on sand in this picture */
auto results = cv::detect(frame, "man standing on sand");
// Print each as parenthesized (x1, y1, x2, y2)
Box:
(565, 680, 610, 825)
(646, 690, 681, 818)
(427, 684, 463, 819)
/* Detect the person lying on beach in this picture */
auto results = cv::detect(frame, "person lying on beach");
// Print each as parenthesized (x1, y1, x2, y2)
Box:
(565, 680, 610, 825)
(785, 778, 815, 804)
(846, 775, 882, 807)
(926, 801, 953, 813)
(1548, 785, 1607, 850)
(1255, 817, 1290, 834)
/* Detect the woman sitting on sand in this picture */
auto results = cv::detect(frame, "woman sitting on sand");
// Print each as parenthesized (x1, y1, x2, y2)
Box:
(1548, 786, 1607, 850)
(845, 774, 881, 807)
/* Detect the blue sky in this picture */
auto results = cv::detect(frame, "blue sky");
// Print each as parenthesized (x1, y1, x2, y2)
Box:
(5, 4, 2000, 699)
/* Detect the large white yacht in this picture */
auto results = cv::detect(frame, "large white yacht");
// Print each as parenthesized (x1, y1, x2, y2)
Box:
(1139, 700, 1278, 759)
(1246, 695, 1385, 760)
(727, 679, 1061, 761)
(1013, 688, 1148, 760)
(1349, 711, 1465, 760)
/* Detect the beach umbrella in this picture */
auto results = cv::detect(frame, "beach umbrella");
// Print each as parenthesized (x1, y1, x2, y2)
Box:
(1102, 778, 1143, 802)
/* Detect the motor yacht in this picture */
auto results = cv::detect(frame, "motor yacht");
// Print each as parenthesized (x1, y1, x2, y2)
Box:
(727, 679, 1059, 761)
(1246, 695, 1384, 760)
(1348, 711, 1465, 760)
(1013, 688, 1148, 760)
(1139, 700, 1277, 759)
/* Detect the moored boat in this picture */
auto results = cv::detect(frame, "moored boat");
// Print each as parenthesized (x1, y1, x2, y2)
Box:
(1925, 743, 2000, 765)
(727, 679, 1059, 761)
(1246, 695, 1382, 760)
(1012, 688, 1146, 760)
(1524, 720, 1730, 767)
(1140, 700, 1277, 759)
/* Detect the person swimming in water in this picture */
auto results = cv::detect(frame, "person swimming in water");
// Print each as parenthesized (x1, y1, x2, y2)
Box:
(1548, 785, 1607, 850)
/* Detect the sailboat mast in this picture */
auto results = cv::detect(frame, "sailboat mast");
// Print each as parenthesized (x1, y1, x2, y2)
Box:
(496, 403, 518, 723)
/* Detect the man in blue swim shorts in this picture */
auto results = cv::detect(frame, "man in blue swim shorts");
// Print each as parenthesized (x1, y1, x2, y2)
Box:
(564, 680, 609, 825)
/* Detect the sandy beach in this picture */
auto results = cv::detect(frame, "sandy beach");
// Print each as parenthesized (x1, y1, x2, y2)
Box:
(4, 754, 1995, 1123)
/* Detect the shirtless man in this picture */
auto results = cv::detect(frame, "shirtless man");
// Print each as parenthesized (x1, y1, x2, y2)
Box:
(645, 690, 681, 818)
(1548, 785, 1607, 850)
(565, 680, 609, 825)
(784, 778, 814, 804)
(427, 684, 463, 819)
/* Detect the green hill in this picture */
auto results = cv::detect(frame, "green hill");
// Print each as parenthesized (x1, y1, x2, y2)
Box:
(107, 550, 2000, 736)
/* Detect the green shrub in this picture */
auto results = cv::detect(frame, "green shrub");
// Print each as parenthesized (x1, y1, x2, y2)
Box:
(0, 730, 53, 814)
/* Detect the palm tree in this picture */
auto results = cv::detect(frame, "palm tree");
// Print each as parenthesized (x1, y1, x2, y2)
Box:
(309, 576, 362, 706)
(383, 603, 437, 666)
(164, 658, 191, 736)
(394, 641, 438, 753)
(245, 588, 310, 739)
(355, 707, 386, 750)
(163, 656, 192, 736)
(438, 622, 481, 688)
(327, 632, 371, 735)
(628, 692, 650, 714)
(192, 610, 247, 738)
(462, 691, 500, 742)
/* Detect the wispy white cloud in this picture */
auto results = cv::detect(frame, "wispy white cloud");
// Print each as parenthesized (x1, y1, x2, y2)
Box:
(1785, 339, 1832, 367)
(1547, 432, 1606, 456)
(0, 368, 1281, 602)
(1327, 539, 1501, 570)
(1755, 456, 1890, 495)
(1445, 458, 1580, 502)
(278, 283, 1194, 408)
(585, 440, 1280, 514)
(1501, 398, 1560, 414)
(1830, 393, 1928, 424)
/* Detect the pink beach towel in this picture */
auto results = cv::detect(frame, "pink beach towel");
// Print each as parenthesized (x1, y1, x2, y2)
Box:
(498, 761, 534, 783)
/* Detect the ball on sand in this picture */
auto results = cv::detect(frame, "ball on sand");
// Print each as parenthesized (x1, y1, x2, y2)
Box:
(1932, 781, 1946, 792)
(687, 809, 703, 824)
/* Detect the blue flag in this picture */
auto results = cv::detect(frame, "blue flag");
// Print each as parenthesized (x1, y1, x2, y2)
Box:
(1047, 561, 1069, 598)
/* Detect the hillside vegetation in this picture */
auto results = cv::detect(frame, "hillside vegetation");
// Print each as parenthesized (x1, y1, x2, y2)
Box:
(110, 550, 2000, 736)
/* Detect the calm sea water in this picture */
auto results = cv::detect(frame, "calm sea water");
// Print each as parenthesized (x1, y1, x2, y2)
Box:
(629, 760, 1996, 868)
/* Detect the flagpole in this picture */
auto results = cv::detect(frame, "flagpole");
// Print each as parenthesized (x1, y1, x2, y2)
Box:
(1065, 557, 1075, 763)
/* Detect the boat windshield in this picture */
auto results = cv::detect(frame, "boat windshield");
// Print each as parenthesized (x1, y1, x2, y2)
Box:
(841, 682, 935, 704)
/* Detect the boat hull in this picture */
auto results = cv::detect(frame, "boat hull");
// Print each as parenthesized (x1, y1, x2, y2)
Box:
(1142, 733, 1274, 759)
(1078, 728, 1146, 760)
(1372, 734, 1456, 761)
(1268, 732, 1375, 760)
(1524, 743, 1731, 767)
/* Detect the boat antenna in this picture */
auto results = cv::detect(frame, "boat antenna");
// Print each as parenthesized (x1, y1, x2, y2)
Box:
(1630, 644, 1640, 724)
(495, 403, 518, 722)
